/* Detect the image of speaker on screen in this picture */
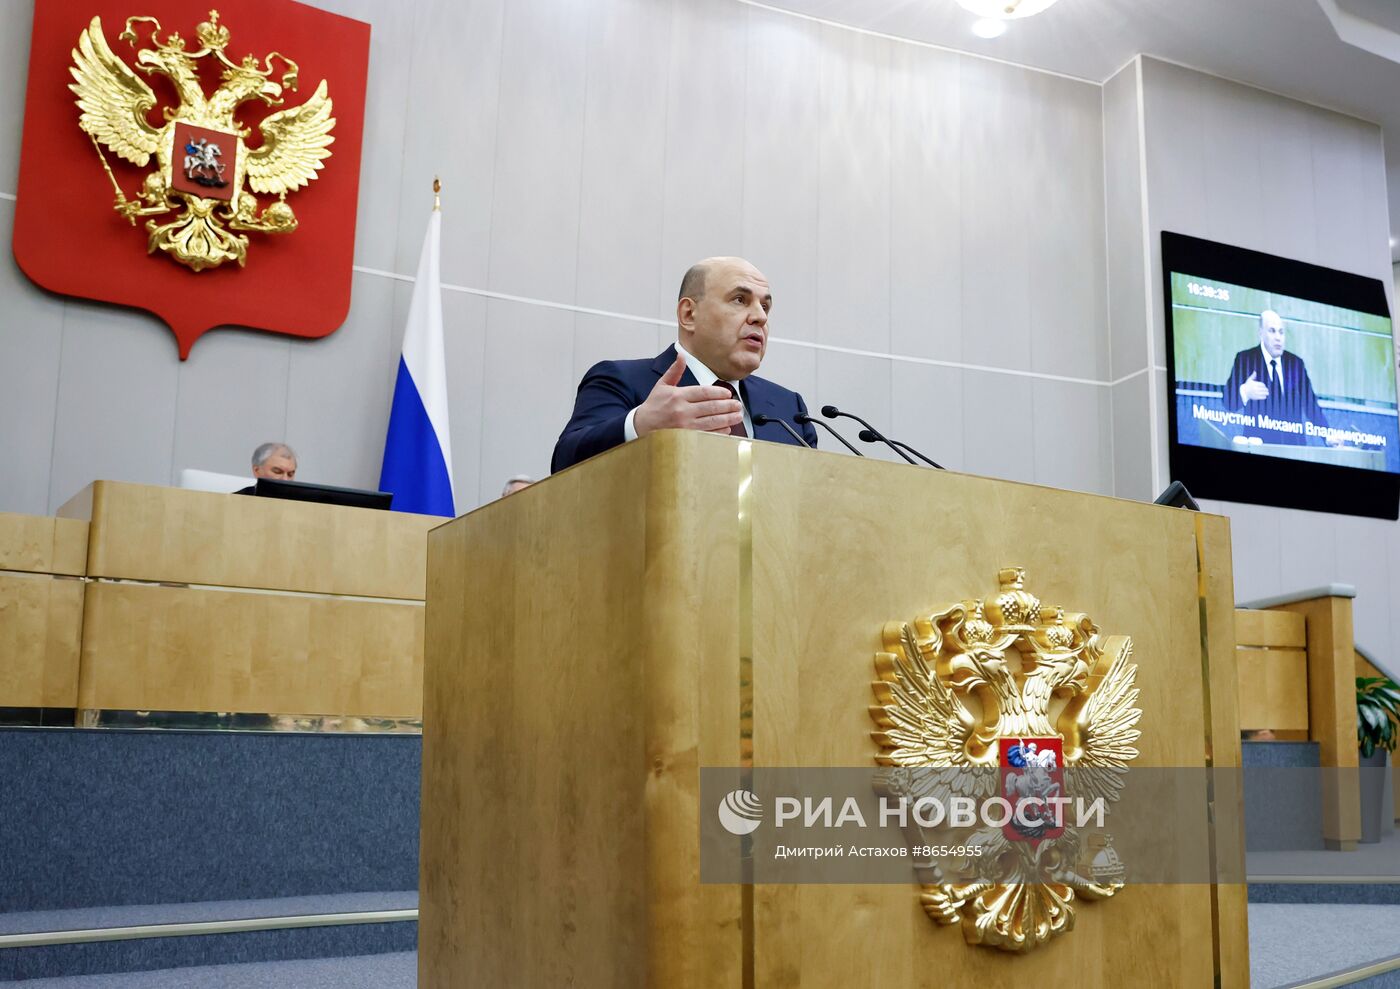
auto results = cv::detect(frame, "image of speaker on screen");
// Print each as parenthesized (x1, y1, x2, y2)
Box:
(1221, 310, 1338, 447)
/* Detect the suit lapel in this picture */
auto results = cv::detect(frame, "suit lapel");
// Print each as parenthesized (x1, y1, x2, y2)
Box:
(650, 344, 698, 388)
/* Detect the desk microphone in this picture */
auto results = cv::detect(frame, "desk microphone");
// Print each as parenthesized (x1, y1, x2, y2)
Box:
(752, 414, 812, 449)
(856, 430, 944, 470)
(794, 413, 863, 456)
(821, 406, 916, 465)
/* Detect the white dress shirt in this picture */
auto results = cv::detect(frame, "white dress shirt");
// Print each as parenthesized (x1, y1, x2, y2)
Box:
(623, 342, 754, 441)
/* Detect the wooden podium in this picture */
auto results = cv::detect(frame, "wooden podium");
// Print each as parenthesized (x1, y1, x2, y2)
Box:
(420, 431, 1248, 987)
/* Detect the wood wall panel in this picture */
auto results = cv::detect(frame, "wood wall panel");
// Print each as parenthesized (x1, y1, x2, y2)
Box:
(0, 572, 83, 707)
(60, 481, 437, 599)
(78, 581, 423, 717)
(1235, 648, 1309, 730)
(1234, 608, 1306, 649)
(0, 512, 88, 576)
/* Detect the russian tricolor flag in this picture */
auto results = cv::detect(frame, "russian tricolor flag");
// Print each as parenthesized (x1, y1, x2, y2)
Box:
(379, 205, 455, 517)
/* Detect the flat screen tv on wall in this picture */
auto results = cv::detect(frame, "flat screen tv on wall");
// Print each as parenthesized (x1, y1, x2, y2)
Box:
(1162, 231, 1400, 520)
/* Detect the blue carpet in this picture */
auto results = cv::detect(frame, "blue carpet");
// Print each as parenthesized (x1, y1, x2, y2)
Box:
(0, 950, 416, 987)
(0, 728, 420, 911)
(1249, 903, 1400, 987)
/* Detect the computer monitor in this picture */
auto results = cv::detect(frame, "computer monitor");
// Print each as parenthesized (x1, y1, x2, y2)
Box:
(253, 477, 393, 511)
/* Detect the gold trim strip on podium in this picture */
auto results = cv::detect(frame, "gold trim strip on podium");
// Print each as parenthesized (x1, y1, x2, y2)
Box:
(737, 439, 755, 989)
(1193, 514, 1222, 988)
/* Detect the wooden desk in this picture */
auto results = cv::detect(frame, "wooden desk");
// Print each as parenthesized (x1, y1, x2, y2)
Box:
(35, 481, 442, 723)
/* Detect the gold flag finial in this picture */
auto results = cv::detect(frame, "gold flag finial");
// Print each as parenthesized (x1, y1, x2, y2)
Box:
(433, 176, 441, 212)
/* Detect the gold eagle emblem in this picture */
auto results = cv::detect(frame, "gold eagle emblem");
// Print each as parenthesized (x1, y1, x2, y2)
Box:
(70, 9, 334, 271)
(869, 567, 1142, 953)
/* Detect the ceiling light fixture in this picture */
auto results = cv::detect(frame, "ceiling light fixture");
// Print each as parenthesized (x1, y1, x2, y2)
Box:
(957, 0, 1061, 21)
(970, 18, 1008, 38)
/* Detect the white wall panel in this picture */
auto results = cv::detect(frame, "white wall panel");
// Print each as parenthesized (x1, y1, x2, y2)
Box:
(815, 24, 891, 353)
(889, 360, 964, 472)
(316, 0, 414, 276)
(1024, 74, 1107, 382)
(1110, 374, 1152, 502)
(957, 57, 1033, 375)
(962, 368, 1035, 484)
(815, 349, 897, 462)
(0, 199, 62, 517)
(888, 41, 961, 363)
(283, 270, 395, 492)
(1102, 62, 1147, 381)
(395, 0, 506, 286)
(1030, 379, 1113, 496)
(170, 330, 292, 484)
(478, 299, 576, 506)
(0, 0, 33, 195)
(742, 6, 822, 343)
(441, 291, 488, 512)
(486, 0, 589, 302)
(46, 300, 179, 511)
(575, 0, 673, 318)
(657, 0, 749, 318)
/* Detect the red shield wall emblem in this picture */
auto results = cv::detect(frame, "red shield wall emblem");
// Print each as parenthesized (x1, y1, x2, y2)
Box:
(12, 0, 371, 358)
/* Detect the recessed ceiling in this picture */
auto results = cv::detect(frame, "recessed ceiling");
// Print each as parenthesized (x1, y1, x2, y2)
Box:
(755, 0, 1400, 262)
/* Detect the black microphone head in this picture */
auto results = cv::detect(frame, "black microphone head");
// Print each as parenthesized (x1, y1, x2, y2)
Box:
(752, 413, 772, 425)
(820, 405, 840, 418)
(858, 428, 879, 442)
(793, 412, 812, 423)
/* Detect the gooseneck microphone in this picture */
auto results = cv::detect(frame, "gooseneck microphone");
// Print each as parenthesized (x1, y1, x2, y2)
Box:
(821, 406, 916, 465)
(795, 412, 863, 456)
(856, 429, 944, 470)
(752, 413, 812, 449)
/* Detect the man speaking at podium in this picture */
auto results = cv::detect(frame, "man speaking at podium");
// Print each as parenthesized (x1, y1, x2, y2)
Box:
(1222, 309, 1334, 446)
(551, 256, 818, 472)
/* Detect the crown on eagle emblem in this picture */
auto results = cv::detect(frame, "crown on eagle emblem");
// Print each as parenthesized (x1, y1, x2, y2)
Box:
(70, 9, 335, 271)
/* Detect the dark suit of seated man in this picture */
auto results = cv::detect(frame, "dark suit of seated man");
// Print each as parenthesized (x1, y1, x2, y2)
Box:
(1222, 309, 1338, 447)
(551, 256, 818, 473)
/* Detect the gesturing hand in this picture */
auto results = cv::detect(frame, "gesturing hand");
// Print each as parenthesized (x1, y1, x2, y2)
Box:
(1239, 371, 1270, 403)
(633, 353, 744, 437)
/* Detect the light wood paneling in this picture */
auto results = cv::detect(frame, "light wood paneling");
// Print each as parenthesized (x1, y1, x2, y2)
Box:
(78, 581, 423, 716)
(1197, 513, 1250, 988)
(1276, 595, 1360, 849)
(1235, 648, 1310, 730)
(59, 481, 437, 599)
(0, 572, 84, 707)
(0, 512, 88, 576)
(1235, 608, 1306, 649)
(421, 431, 1247, 987)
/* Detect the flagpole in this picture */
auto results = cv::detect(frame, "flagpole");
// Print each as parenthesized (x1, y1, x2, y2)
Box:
(433, 176, 440, 212)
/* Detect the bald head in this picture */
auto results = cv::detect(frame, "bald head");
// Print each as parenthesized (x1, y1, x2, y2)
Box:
(678, 257, 759, 303)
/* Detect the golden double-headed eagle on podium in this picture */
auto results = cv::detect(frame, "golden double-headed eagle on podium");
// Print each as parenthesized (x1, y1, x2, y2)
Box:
(870, 568, 1143, 953)
(70, 9, 335, 271)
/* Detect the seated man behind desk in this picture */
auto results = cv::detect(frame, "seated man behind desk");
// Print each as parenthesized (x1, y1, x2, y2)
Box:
(552, 256, 817, 473)
(236, 442, 297, 495)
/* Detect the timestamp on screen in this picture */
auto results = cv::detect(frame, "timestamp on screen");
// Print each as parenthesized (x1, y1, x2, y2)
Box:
(1185, 281, 1230, 302)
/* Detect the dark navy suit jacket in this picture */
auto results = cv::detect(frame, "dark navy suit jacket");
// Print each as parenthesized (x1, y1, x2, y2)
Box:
(551, 345, 818, 473)
(1222, 347, 1327, 446)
